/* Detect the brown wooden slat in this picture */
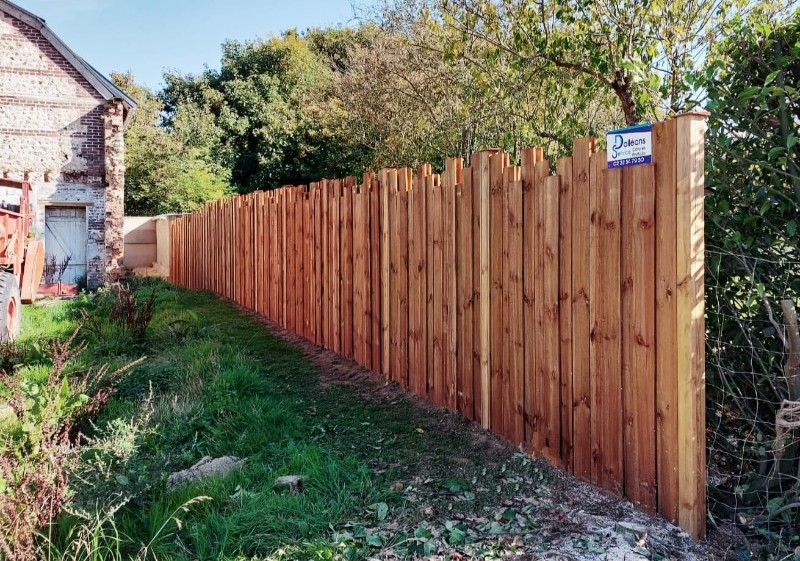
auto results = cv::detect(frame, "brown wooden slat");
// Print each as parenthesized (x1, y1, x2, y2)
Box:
(409, 167, 428, 397)
(353, 186, 367, 367)
(342, 179, 355, 358)
(381, 170, 391, 377)
(442, 158, 460, 411)
(332, 181, 342, 353)
(535, 165, 561, 465)
(621, 164, 657, 513)
(590, 153, 623, 494)
(557, 157, 574, 471)
(370, 181, 381, 372)
(314, 189, 323, 345)
(425, 172, 436, 398)
(432, 173, 444, 406)
(396, 169, 410, 388)
(571, 138, 594, 479)
(506, 174, 524, 445)
(653, 120, 679, 523)
(457, 165, 475, 419)
(489, 152, 506, 434)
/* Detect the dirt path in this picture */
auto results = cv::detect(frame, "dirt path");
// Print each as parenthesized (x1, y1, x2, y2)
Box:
(257, 317, 740, 561)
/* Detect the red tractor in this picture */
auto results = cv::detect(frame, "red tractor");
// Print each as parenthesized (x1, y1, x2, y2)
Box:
(0, 179, 45, 342)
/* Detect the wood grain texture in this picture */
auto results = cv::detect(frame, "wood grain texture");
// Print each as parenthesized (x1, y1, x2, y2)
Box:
(521, 147, 537, 448)
(589, 153, 623, 494)
(371, 183, 381, 371)
(675, 114, 706, 539)
(489, 151, 507, 435)
(456, 166, 475, 419)
(571, 138, 594, 479)
(409, 167, 428, 398)
(557, 157, 574, 470)
(381, 170, 391, 376)
(621, 164, 657, 513)
(506, 175, 524, 446)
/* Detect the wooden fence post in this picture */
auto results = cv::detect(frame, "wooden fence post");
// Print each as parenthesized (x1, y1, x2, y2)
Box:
(675, 112, 707, 539)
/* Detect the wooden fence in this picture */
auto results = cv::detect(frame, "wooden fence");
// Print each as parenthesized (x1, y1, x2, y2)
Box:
(170, 114, 707, 538)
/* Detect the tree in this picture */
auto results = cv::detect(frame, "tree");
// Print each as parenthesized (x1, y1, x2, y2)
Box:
(428, 0, 788, 124)
(161, 31, 370, 193)
(112, 72, 231, 215)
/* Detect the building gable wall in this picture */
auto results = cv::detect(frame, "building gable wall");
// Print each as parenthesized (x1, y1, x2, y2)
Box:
(0, 9, 124, 288)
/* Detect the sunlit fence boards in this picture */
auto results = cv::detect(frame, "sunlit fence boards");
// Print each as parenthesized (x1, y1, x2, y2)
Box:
(170, 114, 707, 538)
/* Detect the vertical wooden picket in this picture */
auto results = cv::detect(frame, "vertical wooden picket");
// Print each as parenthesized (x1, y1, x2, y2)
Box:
(590, 153, 623, 494)
(557, 157, 574, 470)
(457, 165, 475, 419)
(621, 165, 657, 512)
(342, 179, 354, 359)
(489, 152, 506, 434)
(409, 167, 428, 397)
(505, 172, 524, 445)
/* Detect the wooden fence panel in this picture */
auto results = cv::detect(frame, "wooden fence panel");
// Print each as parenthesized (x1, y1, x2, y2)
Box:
(169, 117, 708, 539)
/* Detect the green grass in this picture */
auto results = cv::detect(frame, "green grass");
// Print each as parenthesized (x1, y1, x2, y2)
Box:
(21, 280, 553, 560)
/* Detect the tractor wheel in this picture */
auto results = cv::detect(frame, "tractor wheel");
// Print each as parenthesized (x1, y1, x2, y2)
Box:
(0, 272, 21, 343)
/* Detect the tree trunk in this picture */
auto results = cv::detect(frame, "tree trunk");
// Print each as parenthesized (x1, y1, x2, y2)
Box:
(612, 70, 639, 125)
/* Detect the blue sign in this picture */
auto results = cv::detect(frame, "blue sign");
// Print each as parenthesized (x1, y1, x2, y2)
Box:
(607, 123, 652, 168)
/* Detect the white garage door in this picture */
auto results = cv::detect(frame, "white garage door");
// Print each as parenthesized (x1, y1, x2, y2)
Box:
(44, 206, 87, 284)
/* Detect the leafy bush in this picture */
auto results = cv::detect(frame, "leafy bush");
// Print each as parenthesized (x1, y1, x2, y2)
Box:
(702, 9, 800, 554)
(0, 335, 85, 559)
(0, 329, 142, 558)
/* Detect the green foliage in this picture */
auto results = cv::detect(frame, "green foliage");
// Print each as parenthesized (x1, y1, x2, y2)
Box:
(701, 8, 800, 553)
(16, 281, 563, 560)
(433, 0, 789, 124)
(161, 30, 371, 193)
(0, 338, 85, 559)
(112, 72, 232, 216)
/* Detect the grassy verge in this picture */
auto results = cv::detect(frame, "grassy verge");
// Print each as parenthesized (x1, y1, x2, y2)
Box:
(13, 279, 553, 560)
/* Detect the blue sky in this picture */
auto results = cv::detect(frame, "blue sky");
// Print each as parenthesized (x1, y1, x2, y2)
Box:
(19, 0, 360, 90)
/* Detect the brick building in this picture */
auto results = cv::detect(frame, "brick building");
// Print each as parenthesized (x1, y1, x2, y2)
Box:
(0, 0, 135, 289)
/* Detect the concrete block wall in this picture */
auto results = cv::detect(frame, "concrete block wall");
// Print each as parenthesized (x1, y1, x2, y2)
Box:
(0, 8, 124, 289)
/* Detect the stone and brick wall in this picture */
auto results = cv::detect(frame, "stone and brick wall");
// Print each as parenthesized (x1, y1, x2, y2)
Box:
(0, 8, 125, 288)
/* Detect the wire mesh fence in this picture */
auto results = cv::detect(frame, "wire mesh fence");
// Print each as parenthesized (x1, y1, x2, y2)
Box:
(705, 246, 800, 556)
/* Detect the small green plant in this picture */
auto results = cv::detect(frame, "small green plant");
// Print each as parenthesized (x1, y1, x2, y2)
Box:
(0, 329, 142, 559)
(0, 334, 84, 559)
(73, 283, 157, 356)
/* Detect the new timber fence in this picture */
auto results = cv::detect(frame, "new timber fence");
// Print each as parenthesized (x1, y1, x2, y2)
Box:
(170, 113, 707, 538)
